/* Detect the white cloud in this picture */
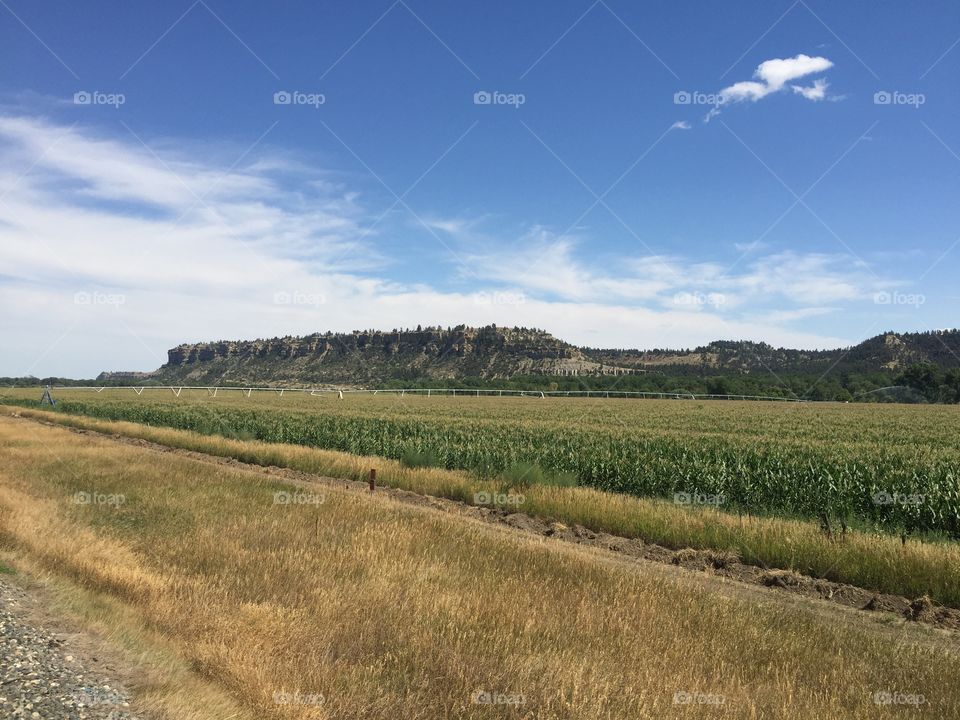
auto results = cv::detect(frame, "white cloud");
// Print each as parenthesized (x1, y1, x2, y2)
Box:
(718, 80, 771, 104)
(421, 216, 475, 235)
(456, 229, 679, 303)
(792, 78, 829, 101)
(0, 116, 270, 208)
(705, 54, 835, 121)
(671, 120, 692, 130)
(0, 114, 896, 377)
(439, 224, 890, 316)
(752, 55, 833, 92)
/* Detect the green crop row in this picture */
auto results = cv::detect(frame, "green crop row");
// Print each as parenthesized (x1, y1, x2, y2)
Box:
(4, 389, 958, 538)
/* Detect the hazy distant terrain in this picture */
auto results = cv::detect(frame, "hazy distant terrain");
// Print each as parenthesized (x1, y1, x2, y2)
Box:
(76, 326, 960, 403)
(91, 325, 960, 383)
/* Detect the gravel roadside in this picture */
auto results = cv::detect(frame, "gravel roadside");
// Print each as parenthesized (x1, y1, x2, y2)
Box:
(0, 574, 140, 720)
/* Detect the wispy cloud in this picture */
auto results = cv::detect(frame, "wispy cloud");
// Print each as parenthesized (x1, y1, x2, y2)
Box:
(792, 77, 829, 101)
(705, 54, 835, 121)
(434, 222, 893, 312)
(0, 114, 901, 376)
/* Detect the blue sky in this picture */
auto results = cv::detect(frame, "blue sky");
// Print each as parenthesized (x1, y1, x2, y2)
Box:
(1, 0, 959, 376)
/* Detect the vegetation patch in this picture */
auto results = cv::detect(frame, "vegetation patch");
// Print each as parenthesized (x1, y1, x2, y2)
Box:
(7, 404, 960, 609)
(3, 414, 960, 719)
(5, 389, 958, 538)
(400, 446, 440, 469)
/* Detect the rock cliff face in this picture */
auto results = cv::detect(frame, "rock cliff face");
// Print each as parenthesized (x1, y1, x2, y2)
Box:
(150, 325, 640, 385)
(98, 328, 960, 386)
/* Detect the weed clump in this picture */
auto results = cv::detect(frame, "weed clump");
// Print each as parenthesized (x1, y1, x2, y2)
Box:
(400, 447, 440, 468)
(501, 463, 578, 491)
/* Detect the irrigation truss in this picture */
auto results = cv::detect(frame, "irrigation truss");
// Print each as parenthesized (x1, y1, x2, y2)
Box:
(30, 386, 811, 402)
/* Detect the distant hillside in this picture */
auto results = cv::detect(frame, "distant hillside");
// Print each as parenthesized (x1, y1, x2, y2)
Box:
(585, 330, 960, 376)
(131, 325, 642, 386)
(95, 327, 960, 388)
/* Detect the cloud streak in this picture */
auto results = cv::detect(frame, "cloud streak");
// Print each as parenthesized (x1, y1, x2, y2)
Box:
(0, 114, 899, 376)
(705, 54, 835, 121)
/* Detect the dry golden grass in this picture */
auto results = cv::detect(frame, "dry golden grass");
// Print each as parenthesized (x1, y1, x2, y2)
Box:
(1, 415, 958, 719)
(8, 405, 960, 608)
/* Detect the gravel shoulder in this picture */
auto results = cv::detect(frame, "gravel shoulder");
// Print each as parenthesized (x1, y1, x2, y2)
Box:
(0, 573, 141, 720)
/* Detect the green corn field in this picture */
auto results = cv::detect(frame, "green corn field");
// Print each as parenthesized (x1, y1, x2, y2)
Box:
(4, 388, 959, 537)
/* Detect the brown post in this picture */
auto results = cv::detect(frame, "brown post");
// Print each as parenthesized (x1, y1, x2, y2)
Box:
(369, 468, 376, 492)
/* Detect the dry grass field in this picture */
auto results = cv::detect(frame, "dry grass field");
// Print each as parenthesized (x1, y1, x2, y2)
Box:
(3, 388, 958, 541)
(8, 404, 960, 608)
(1, 414, 959, 719)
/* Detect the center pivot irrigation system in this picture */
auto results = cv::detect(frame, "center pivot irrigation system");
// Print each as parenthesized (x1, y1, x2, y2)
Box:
(37, 385, 811, 402)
